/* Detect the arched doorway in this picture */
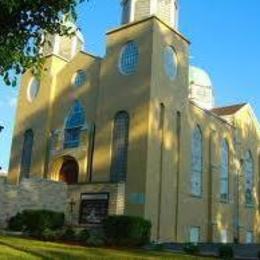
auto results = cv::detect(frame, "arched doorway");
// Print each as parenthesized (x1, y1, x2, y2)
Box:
(59, 157, 79, 185)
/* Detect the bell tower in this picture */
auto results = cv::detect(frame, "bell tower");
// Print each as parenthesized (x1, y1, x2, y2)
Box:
(121, 0, 179, 29)
(42, 16, 85, 60)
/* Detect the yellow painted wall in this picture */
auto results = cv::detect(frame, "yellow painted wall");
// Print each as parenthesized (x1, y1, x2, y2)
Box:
(7, 16, 260, 243)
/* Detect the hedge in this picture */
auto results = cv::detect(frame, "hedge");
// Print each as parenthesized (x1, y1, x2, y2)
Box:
(103, 215, 151, 246)
(8, 210, 65, 234)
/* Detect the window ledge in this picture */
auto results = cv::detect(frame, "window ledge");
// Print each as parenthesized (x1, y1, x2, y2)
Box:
(245, 203, 255, 209)
(190, 194, 203, 199)
(219, 199, 229, 204)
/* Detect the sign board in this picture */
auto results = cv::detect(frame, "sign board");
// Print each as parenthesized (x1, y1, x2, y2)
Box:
(79, 193, 109, 224)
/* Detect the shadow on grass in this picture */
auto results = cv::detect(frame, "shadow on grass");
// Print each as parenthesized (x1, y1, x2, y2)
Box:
(0, 236, 214, 260)
(0, 240, 54, 259)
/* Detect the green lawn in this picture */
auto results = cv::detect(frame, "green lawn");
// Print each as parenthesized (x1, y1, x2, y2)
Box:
(0, 235, 214, 260)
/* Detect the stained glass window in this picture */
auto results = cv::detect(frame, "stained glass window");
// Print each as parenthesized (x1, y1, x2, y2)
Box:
(119, 41, 139, 75)
(20, 129, 34, 179)
(73, 70, 87, 88)
(111, 112, 130, 182)
(64, 101, 85, 149)
(220, 140, 229, 201)
(244, 151, 254, 205)
(191, 125, 203, 196)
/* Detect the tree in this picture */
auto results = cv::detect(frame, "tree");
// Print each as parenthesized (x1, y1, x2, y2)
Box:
(0, 0, 86, 86)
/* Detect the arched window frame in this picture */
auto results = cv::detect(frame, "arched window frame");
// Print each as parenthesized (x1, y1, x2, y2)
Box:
(220, 139, 229, 201)
(110, 111, 130, 183)
(20, 129, 34, 179)
(191, 124, 203, 197)
(64, 100, 85, 149)
(244, 150, 254, 206)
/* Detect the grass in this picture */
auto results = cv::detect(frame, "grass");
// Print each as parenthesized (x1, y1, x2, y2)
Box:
(0, 235, 214, 260)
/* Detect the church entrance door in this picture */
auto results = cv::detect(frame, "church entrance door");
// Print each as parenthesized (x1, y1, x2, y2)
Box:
(59, 157, 79, 185)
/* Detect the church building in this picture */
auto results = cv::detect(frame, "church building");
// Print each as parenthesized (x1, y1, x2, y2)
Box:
(8, 0, 260, 243)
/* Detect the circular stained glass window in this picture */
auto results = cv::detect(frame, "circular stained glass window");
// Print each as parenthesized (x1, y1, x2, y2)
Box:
(164, 46, 178, 80)
(119, 41, 139, 75)
(27, 77, 40, 102)
(73, 70, 87, 88)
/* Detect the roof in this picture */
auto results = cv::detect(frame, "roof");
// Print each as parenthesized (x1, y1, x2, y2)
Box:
(211, 103, 247, 116)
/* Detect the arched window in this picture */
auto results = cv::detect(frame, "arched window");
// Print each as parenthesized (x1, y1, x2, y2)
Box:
(111, 112, 130, 182)
(64, 101, 85, 149)
(119, 41, 139, 75)
(20, 129, 34, 179)
(191, 125, 203, 196)
(244, 151, 254, 205)
(220, 139, 229, 201)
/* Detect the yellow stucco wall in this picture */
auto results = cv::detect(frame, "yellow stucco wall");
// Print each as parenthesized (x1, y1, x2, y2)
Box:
(8, 16, 260, 243)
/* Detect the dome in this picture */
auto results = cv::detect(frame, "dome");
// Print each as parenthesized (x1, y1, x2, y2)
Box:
(189, 66, 215, 110)
(189, 66, 212, 87)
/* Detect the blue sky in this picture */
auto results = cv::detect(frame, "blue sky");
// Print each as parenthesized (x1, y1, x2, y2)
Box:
(0, 0, 259, 171)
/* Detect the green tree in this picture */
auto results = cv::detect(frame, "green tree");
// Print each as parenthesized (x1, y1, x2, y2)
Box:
(0, 0, 86, 86)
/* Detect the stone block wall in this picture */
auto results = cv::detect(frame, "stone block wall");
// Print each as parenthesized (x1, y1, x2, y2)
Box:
(0, 177, 67, 228)
(0, 176, 125, 229)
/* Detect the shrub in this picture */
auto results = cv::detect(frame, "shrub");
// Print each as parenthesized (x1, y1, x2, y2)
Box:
(257, 250, 260, 260)
(61, 227, 76, 241)
(87, 230, 105, 247)
(77, 229, 90, 243)
(8, 210, 64, 234)
(153, 243, 165, 251)
(103, 215, 151, 246)
(40, 228, 62, 241)
(218, 245, 234, 260)
(8, 212, 26, 231)
(183, 243, 200, 255)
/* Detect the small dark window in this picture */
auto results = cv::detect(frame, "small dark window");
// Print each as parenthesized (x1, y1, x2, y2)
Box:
(20, 129, 34, 179)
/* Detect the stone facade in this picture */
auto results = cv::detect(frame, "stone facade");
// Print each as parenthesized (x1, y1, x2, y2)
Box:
(0, 177, 67, 228)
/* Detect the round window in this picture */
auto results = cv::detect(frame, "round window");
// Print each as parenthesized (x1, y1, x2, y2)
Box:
(27, 77, 40, 102)
(164, 46, 178, 80)
(73, 70, 87, 88)
(119, 41, 139, 75)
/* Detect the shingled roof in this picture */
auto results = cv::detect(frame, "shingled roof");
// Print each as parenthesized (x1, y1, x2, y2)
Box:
(211, 103, 247, 116)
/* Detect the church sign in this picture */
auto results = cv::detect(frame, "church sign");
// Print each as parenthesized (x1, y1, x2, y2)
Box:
(79, 193, 109, 225)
